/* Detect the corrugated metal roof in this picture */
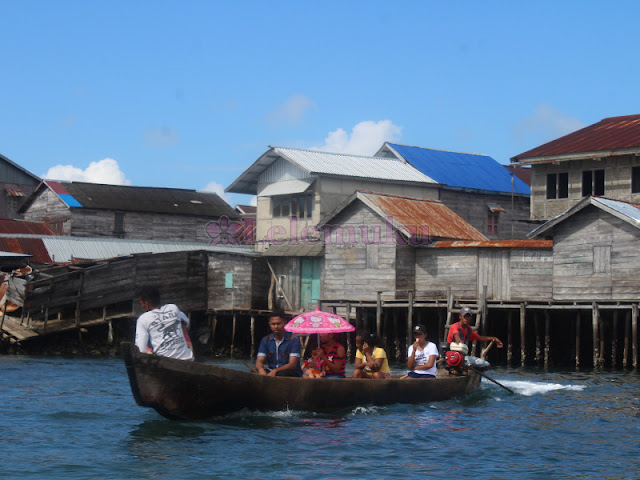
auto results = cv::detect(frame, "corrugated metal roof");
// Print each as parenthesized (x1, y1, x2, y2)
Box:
(38, 181, 238, 217)
(261, 242, 324, 257)
(0, 238, 52, 263)
(259, 178, 315, 197)
(527, 196, 640, 238)
(512, 114, 640, 162)
(382, 143, 530, 195)
(354, 191, 487, 241)
(226, 146, 437, 194)
(433, 240, 552, 248)
(0, 219, 58, 235)
(0, 234, 257, 263)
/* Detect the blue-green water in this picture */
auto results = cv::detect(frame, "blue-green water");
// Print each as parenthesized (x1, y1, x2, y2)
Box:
(1, 356, 638, 479)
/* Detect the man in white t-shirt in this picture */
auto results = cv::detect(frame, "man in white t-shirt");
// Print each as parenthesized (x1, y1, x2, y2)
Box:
(407, 324, 438, 378)
(135, 286, 194, 361)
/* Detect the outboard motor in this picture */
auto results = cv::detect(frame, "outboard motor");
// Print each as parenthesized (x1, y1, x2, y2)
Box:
(445, 342, 469, 375)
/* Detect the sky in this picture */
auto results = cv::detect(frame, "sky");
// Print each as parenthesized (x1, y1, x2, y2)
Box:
(2, 1, 640, 207)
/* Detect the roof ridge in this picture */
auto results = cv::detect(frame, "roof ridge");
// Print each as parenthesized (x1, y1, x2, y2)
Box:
(387, 142, 491, 157)
(601, 114, 640, 122)
(358, 190, 443, 204)
(592, 195, 640, 209)
(272, 145, 401, 161)
(51, 180, 216, 194)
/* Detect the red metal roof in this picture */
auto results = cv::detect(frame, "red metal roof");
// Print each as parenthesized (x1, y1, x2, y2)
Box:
(512, 114, 640, 161)
(433, 240, 552, 248)
(0, 237, 52, 263)
(360, 191, 487, 241)
(0, 219, 58, 235)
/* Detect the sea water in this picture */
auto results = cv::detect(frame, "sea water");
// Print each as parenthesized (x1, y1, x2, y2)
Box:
(1, 356, 638, 479)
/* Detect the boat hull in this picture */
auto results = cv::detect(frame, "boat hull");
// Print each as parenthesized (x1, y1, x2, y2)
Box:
(122, 342, 481, 420)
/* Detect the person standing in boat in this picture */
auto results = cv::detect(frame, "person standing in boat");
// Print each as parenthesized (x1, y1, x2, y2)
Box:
(352, 332, 391, 379)
(447, 306, 503, 349)
(256, 310, 303, 377)
(135, 286, 194, 361)
(315, 333, 347, 378)
(407, 324, 438, 378)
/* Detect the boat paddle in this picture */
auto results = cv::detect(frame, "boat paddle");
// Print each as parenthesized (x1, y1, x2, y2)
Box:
(470, 366, 515, 394)
(243, 362, 258, 373)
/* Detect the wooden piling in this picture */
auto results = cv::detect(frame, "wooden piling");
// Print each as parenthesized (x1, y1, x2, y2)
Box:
(345, 302, 352, 360)
(250, 314, 256, 359)
(407, 291, 414, 349)
(575, 311, 581, 368)
(632, 303, 638, 369)
(231, 313, 237, 359)
(211, 311, 218, 352)
(534, 311, 541, 365)
(376, 291, 382, 338)
(612, 310, 618, 368)
(544, 309, 550, 369)
(623, 310, 630, 368)
(592, 302, 600, 368)
(507, 310, 513, 366)
(393, 309, 400, 360)
(520, 303, 526, 367)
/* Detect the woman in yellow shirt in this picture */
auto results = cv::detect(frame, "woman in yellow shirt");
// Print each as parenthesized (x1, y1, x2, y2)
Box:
(352, 332, 391, 379)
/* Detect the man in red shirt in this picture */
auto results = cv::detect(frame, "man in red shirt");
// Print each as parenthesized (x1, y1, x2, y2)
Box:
(447, 306, 503, 348)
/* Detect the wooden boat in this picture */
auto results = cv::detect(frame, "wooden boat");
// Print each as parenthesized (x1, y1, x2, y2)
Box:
(121, 341, 482, 420)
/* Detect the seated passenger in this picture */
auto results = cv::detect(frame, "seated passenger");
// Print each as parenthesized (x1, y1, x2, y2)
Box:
(315, 333, 346, 378)
(302, 349, 325, 378)
(352, 332, 391, 379)
(407, 324, 438, 378)
(256, 310, 303, 377)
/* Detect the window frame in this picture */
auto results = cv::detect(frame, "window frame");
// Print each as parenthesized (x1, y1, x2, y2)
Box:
(271, 192, 314, 219)
(487, 212, 499, 235)
(582, 169, 605, 196)
(546, 172, 569, 199)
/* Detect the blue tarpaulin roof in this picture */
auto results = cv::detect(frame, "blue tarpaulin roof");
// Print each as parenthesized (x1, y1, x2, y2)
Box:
(385, 143, 530, 195)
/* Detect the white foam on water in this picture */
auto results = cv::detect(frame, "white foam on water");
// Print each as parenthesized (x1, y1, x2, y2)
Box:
(496, 379, 586, 396)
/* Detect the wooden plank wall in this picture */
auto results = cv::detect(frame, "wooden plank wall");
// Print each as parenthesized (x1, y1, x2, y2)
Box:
(415, 248, 477, 299)
(509, 248, 553, 300)
(207, 252, 255, 310)
(395, 246, 415, 299)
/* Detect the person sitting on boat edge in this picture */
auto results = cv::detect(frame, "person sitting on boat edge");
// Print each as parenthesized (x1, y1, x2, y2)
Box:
(134, 286, 194, 361)
(447, 306, 503, 349)
(256, 309, 303, 377)
(352, 332, 391, 379)
(315, 332, 346, 378)
(302, 349, 325, 378)
(407, 324, 438, 378)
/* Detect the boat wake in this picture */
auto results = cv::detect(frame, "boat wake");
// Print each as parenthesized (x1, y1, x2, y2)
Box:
(494, 379, 586, 396)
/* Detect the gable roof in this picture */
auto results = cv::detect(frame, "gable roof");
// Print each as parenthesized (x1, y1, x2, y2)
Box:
(0, 219, 58, 235)
(225, 146, 437, 195)
(512, 114, 640, 164)
(0, 153, 41, 183)
(378, 143, 530, 195)
(20, 181, 238, 218)
(527, 196, 640, 239)
(320, 191, 487, 242)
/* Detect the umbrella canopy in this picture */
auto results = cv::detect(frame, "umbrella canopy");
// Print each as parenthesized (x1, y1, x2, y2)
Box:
(285, 308, 355, 334)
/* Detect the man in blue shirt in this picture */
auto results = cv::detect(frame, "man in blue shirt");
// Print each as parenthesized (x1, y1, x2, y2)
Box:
(256, 310, 302, 377)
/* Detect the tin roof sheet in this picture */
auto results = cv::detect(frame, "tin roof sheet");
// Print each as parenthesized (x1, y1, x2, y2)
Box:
(226, 146, 437, 194)
(259, 178, 315, 197)
(0, 219, 58, 235)
(433, 240, 552, 248)
(0, 234, 257, 263)
(512, 114, 640, 162)
(382, 143, 530, 195)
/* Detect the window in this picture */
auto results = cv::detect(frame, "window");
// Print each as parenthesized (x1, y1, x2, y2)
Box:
(546, 173, 569, 199)
(487, 213, 499, 235)
(271, 193, 313, 218)
(632, 166, 640, 193)
(113, 212, 125, 237)
(582, 169, 605, 196)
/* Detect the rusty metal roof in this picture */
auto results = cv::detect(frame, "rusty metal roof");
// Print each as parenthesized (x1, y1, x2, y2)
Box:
(0, 219, 58, 235)
(344, 191, 487, 241)
(0, 237, 52, 263)
(512, 114, 640, 163)
(433, 240, 552, 248)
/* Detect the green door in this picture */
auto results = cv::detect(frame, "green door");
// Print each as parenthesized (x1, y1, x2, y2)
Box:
(300, 258, 321, 310)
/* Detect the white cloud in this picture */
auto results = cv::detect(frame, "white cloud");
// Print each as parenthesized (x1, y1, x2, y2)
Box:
(43, 158, 131, 185)
(514, 104, 585, 144)
(315, 120, 403, 155)
(201, 181, 232, 206)
(267, 94, 315, 128)
(143, 125, 179, 148)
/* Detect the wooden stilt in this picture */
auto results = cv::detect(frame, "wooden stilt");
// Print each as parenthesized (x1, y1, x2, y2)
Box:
(345, 302, 352, 360)
(592, 302, 600, 368)
(437, 307, 444, 347)
(393, 309, 400, 361)
(623, 310, 630, 368)
(544, 309, 550, 369)
(407, 290, 414, 351)
(211, 312, 218, 353)
(575, 311, 581, 369)
(632, 304, 638, 369)
(598, 308, 605, 367)
(612, 310, 618, 368)
(356, 307, 362, 331)
(534, 311, 541, 365)
(250, 314, 256, 359)
(507, 310, 513, 366)
(231, 313, 237, 359)
(520, 303, 526, 368)
(376, 291, 382, 338)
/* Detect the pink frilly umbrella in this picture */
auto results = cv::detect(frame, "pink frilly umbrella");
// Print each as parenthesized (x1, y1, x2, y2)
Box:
(285, 307, 355, 335)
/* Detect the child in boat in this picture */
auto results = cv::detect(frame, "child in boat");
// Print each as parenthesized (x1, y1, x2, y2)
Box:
(352, 332, 392, 379)
(302, 349, 325, 378)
